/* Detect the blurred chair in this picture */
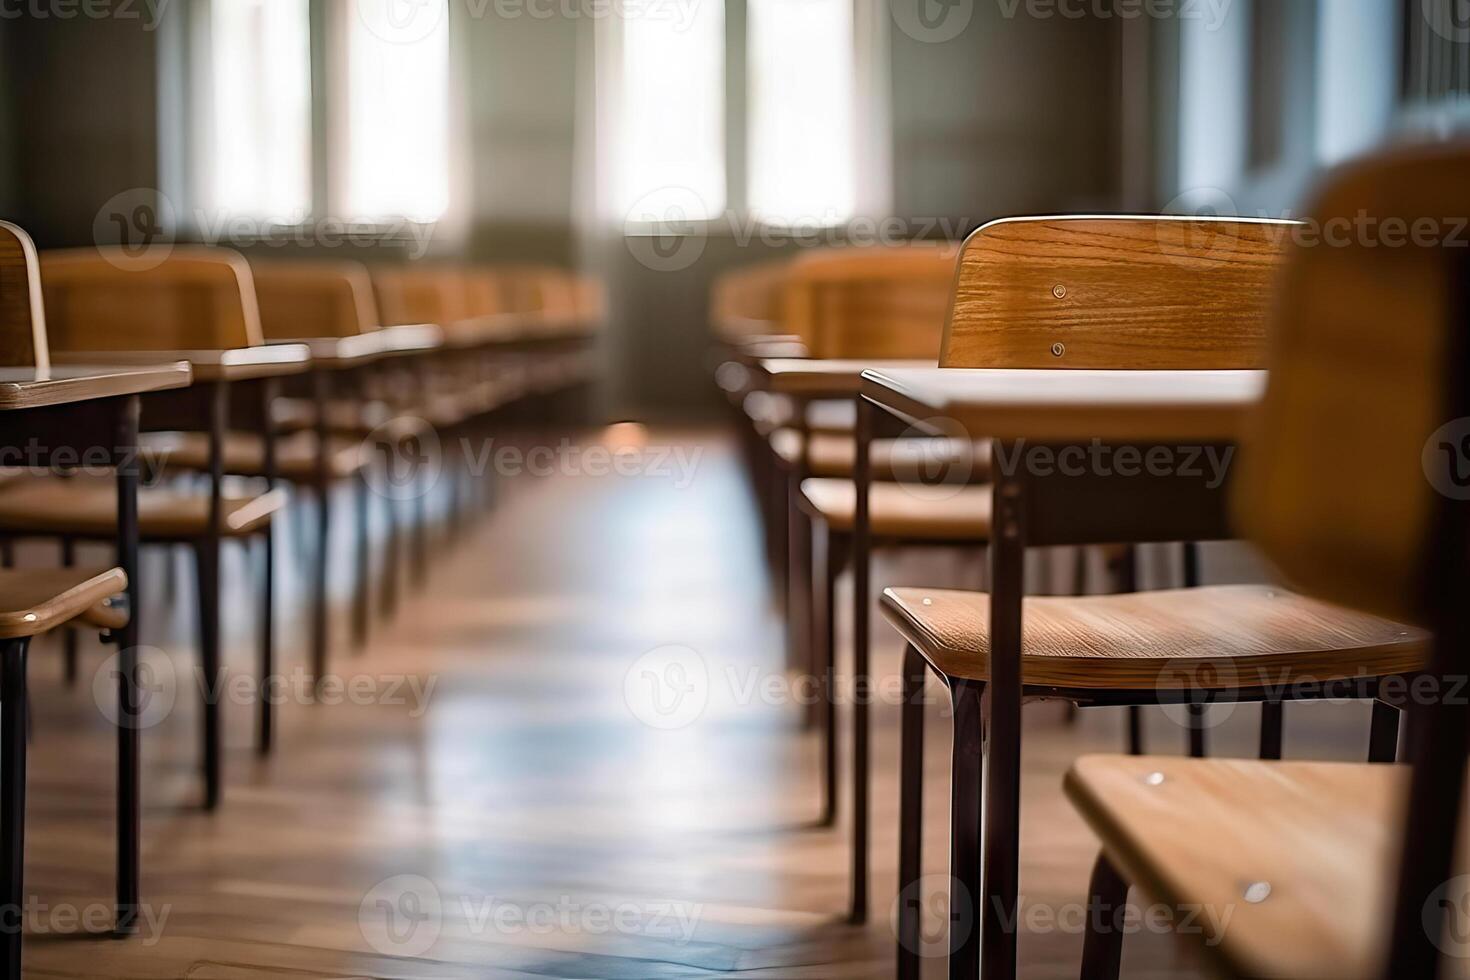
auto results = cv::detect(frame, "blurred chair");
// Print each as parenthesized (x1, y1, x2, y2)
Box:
(0, 246, 290, 807)
(1066, 143, 1470, 980)
(883, 215, 1427, 977)
(776, 243, 989, 831)
(253, 259, 445, 625)
(0, 220, 136, 977)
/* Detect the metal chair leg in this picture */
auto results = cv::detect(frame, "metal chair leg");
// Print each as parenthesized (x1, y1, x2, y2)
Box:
(0, 638, 29, 979)
(1186, 703, 1208, 758)
(193, 540, 222, 810)
(257, 527, 275, 756)
(379, 446, 400, 620)
(819, 531, 846, 829)
(1126, 705, 1143, 755)
(896, 644, 927, 980)
(948, 679, 985, 980)
(311, 488, 330, 691)
(1079, 853, 1129, 980)
(1369, 698, 1401, 763)
(1259, 701, 1284, 760)
(351, 474, 370, 652)
(61, 537, 78, 688)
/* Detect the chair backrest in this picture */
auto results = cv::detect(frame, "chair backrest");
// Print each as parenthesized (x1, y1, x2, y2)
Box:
(1234, 144, 1470, 627)
(784, 243, 959, 359)
(372, 265, 471, 327)
(0, 222, 48, 370)
(942, 216, 1292, 369)
(574, 275, 606, 326)
(41, 246, 262, 351)
(251, 260, 380, 340)
(498, 265, 580, 318)
(463, 267, 508, 318)
(712, 260, 788, 342)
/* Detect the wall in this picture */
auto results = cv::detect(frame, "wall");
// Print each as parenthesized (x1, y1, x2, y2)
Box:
(1, 11, 161, 247)
(0, 1, 1123, 419)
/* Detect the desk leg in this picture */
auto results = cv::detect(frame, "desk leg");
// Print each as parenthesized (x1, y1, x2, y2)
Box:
(199, 382, 226, 810)
(113, 395, 141, 933)
(0, 638, 29, 977)
(312, 371, 331, 691)
(981, 448, 1026, 980)
(259, 380, 278, 756)
(848, 395, 872, 925)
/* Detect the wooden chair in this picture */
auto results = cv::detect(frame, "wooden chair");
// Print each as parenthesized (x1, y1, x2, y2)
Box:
(770, 244, 988, 829)
(1065, 144, 1470, 980)
(251, 259, 437, 622)
(0, 246, 293, 807)
(0, 220, 139, 977)
(878, 215, 1429, 979)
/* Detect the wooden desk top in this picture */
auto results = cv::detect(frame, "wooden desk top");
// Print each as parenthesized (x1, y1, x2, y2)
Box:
(0, 362, 193, 410)
(440, 314, 528, 349)
(54, 345, 312, 381)
(862, 368, 1267, 442)
(375, 324, 445, 355)
(758, 358, 936, 396)
(270, 335, 384, 367)
(736, 336, 808, 363)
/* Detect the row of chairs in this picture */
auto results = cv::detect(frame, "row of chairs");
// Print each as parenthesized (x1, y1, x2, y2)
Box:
(0, 226, 600, 975)
(714, 143, 1466, 978)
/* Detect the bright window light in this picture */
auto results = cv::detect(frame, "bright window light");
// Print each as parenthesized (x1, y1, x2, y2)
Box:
(617, 0, 727, 223)
(746, 0, 856, 225)
(345, 0, 451, 222)
(208, 0, 313, 221)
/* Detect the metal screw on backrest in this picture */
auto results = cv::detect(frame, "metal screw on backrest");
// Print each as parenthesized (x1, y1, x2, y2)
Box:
(1052, 284, 1067, 299)
(1051, 343, 1065, 357)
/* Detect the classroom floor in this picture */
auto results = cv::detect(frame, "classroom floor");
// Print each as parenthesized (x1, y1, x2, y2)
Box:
(20, 428, 1378, 979)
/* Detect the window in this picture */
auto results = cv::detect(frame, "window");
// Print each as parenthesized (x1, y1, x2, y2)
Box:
(746, 0, 857, 224)
(1316, 0, 1397, 163)
(1177, 3, 1250, 194)
(343, 0, 452, 222)
(612, 0, 727, 222)
(204, 0, 313, 220)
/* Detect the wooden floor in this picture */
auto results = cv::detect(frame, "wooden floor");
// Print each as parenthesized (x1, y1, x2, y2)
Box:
(18, 429, 1382, 979)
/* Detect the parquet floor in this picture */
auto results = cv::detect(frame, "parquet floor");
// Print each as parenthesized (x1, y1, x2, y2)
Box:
(17, 430, 1377, 978)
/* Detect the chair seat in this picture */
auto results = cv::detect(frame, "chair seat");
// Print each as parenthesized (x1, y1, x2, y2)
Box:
(1063, 755, 1440, 979)
(881, 584, 1426, 689)
(0, 566, 128, 639)
(0, 475, 285, 540)
(272, 399, 434, 443)
(771, 430, 990, 481)
(798, 478, 992, 539)
(143, 431, 368, 484)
